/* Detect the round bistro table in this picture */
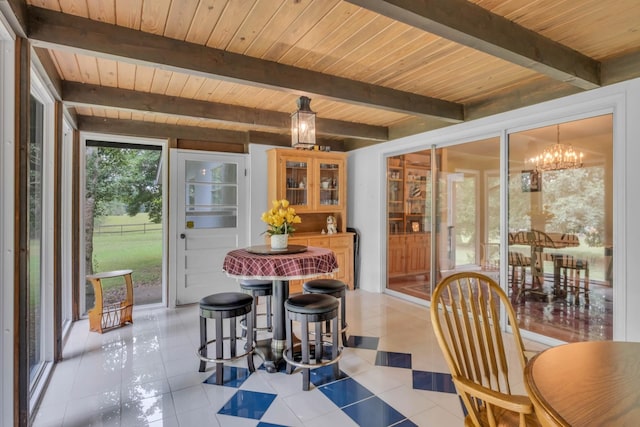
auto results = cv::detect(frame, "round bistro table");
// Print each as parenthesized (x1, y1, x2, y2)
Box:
(524, 341, 640, 426)
(223, 245, 339, 372)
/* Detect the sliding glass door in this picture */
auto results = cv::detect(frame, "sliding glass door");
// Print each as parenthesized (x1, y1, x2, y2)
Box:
(386, 114, 614, 343)
(385, 137, 501, 300)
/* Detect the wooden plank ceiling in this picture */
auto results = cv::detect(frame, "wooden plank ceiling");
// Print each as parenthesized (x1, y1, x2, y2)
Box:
(13, 0, 640, 150)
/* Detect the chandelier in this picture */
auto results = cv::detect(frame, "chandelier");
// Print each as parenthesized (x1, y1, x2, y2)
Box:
(530, 125, 584, 172)
(291, 96, 316, 149)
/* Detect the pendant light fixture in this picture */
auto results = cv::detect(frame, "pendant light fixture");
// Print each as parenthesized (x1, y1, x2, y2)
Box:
(291, 96, 316, 149)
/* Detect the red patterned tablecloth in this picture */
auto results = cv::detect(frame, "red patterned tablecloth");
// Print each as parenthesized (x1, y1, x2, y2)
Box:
(223, 246, 339, 280)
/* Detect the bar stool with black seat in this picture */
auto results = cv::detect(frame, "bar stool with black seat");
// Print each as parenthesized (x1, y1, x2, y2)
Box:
(302, 279, 348, 346)
(283, 293, 342, 391)
(197, 292, 255, 385)
(239, 279, 273, 341)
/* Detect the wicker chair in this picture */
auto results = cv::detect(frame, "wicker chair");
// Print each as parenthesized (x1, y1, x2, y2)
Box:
(430, 272, 541, 427)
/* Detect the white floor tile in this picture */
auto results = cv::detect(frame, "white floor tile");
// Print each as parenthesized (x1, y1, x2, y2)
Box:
(259, 397, 303, 426)
(302, 408, 360, 427)
(281, 388, 337, 422)
(176, 406, 221, 427)
(378, 384, 438, 418)
(171, 384, 209, 414)
(409, 403, 465, 426)
(120, 392, 175, 426)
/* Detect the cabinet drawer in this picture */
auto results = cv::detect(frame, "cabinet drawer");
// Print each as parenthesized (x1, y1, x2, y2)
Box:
(330, 235, 352, 248)
(308, 237, 330, 247)
(288, 236, 308, 246)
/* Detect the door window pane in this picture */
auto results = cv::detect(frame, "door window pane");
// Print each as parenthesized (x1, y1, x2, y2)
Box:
(185, 160, 238, 229)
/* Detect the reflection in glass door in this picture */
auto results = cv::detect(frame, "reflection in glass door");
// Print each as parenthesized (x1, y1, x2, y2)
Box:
(385, 138, 501, 300)
(508, 114, 613, 342)
(435, 139, 501, 286)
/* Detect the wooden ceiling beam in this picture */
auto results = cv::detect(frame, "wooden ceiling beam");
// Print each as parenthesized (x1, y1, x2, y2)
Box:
(347, 0, 601, 90)
(62, 82, 388, 141)
(248, 131, 345, 152)
(465, 78, 582, 120)
(601, 50, 640, 86)
(32, 47, 62, 100)
(77, 116, 345, 150)
(77, 115, 250, 145)
(27, 6, 463, 122)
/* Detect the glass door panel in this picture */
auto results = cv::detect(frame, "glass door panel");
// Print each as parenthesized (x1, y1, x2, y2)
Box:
(28, 95, 44, 385)
(319, 161, 341, 206)
(385, 138, 500, 301)
(285, 159, 309, 208)
(434, 138, 500, 286)
(508, 114, 613, 342)
(385, 150, 434, 300)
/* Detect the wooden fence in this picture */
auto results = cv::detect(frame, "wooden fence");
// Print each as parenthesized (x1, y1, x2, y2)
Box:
(94, 222, 162, 235)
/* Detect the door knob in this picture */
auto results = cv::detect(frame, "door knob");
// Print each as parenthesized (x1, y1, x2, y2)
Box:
(180, 233, 186, 239)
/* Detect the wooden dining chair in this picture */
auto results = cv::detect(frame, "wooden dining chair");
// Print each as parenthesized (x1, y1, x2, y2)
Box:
(508, 251, 532, 302)
(430, 272, 541, 427)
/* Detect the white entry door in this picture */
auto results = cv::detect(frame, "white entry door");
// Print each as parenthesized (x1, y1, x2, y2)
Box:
(171, 150, 248, 305)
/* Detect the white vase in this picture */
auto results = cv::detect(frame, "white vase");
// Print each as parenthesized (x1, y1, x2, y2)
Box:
(270, 234, 289, 250)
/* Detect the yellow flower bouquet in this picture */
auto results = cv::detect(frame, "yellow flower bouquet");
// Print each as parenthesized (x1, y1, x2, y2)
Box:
(261, 199, 302, 236)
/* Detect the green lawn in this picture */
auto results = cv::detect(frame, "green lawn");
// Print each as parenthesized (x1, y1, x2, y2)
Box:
(91, 214, 162, 289)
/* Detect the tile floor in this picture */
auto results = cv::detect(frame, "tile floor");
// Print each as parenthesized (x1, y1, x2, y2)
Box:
(33, 290, 547, 427)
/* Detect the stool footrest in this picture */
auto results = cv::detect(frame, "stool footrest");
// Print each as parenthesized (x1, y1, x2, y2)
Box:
(282, 342, 342, 369)
(197, 337, 254, 364)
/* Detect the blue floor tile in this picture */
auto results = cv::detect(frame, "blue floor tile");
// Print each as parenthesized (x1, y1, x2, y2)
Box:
(203, 366, 252, 388)
(318, 377, 374, 407)
(375, 351, 412, 369)
(392, 418, 419, 427)
(257, 423, 288, 427)
(218, 389, 277, 420)
(310, 364, 348, 387)
(412, 370, 456, 393)
(342, 396, 408, 427)
(346, 335, 379, 350)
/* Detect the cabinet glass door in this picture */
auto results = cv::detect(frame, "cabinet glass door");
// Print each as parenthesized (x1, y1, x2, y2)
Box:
(285, 159, 309, 208)
(319, 160, 341, 207)
(185, 160, 238, 229)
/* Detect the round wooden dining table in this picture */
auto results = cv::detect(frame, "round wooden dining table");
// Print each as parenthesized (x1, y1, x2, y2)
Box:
(223, 245, 339, 372)
(524, 341, 640, 426)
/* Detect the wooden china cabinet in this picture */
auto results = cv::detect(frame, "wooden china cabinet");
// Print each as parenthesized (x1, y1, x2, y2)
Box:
(267, 148, 354, 293)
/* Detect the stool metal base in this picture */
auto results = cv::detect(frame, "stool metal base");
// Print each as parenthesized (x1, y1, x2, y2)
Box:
(252, 338, 286, 373)
(196, 337, 255, 364)
(284, 294, 341, 391)
(303, 280, 349, 347)
(198, 292, 255, 385)
(282, 341, 342, 369)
